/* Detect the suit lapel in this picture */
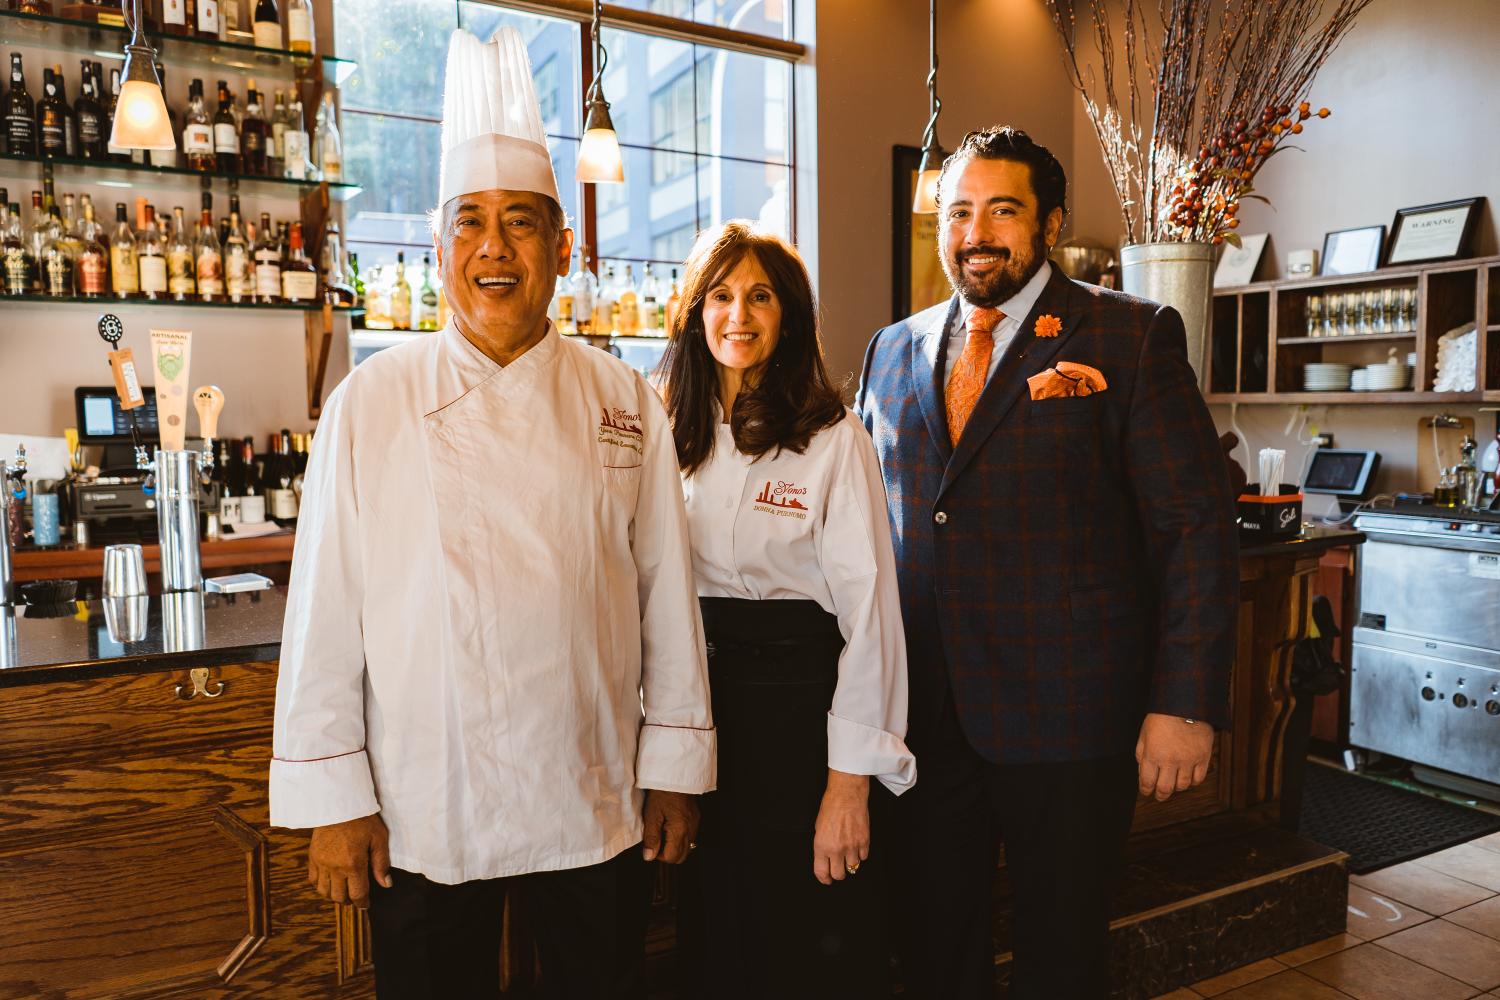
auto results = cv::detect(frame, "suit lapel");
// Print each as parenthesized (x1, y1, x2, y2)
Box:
(911, 295, 959, 461)
(940, 269, 1083, 497)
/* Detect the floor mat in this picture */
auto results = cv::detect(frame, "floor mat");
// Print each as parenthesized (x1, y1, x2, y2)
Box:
(1297, 762, 1500, 874)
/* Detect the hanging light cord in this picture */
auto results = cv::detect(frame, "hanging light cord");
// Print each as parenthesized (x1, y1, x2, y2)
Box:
(585, 0, 609, 106)
(919, 0, 940, 155)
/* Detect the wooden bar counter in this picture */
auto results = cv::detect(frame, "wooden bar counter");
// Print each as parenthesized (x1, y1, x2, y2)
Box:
(0, 588, 374, 999)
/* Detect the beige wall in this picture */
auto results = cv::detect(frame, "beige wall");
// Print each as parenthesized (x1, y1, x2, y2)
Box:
(807, 0, 1083, 385)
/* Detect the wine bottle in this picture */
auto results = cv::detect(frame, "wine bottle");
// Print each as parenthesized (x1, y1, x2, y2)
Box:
(224, 199, 252, 302)
(195, 193, 224, 301)
(286, 0, 314, 53)
(109, 202, 137, 297)
(138, 204, 168, 300)
(253, 211, 280, 303)
(280, 221, 317, 302)
(240, 85, 268, 175)
(76, 198, 108, 298)
(162, 0, 190, 35)
(195, 0, 221, 41)
(416, 253, 439, 330)
(217, 438, 241, 528)
(238, 436, 266, 524)
(253, 0, 281, 48)
(39, 206, 73, 298)
(168, 206, 196, 301)
(391, 251, 412, 330)
(212, 81, 240, 173)
(38, 67, 67, 159)
(4, 55, 37, 160)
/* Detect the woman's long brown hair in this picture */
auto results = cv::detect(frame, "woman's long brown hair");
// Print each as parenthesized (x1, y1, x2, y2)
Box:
(659, 221, 846, 477)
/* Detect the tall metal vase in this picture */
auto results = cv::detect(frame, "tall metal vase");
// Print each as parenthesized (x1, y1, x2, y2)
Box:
(1119, 242, 1215, 388)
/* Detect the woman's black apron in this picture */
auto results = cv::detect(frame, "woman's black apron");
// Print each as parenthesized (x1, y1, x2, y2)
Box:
(676, 596, 889, 999)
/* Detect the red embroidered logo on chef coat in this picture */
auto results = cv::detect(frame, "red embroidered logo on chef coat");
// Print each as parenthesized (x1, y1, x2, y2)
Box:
(598, 405, 644, 454)
(752, 480, 809, 520)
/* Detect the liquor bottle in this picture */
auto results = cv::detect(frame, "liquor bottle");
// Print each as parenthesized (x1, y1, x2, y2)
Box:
(216, 438, 241, 528)
(37, 207, 72, 297)
(347, 250, 364, 306)
(27, 191, 57, 275)
(415, 253, 439, 330)
(2, 201, 35, 296)
(56, 193, 83, 260)
(195, 0, 220, 40)
(237, 436, 266, 524)
(362, 264, 391, 329)
(38, 67, 67, 159)
(573, 247, 597, 335)
(239, 85, 268, 175)
(105, 69, 131, 164)
(212, 81, 240, 173)
(391, 251, 412, 330)
(267, 90, 287, 174)
(267, 430, 299, 522)
(281, 95, 309, 179)
(286, 0, 314, 53)
(222, 0, 245, 40)
(167, 206, 196, 300)
(5, 55, 36, 159)
(252, 211, 280, 302)
(74, 61, 105, 159)
(76, 198, 108, 298)
(594, 263, 618, 337)
(665, 267, 682, 335)
(153, 64, 181, 169)
(279, 222, 317, 303)
(182, 79, 214, 171)
(252, 0, 281, 48)
(289, 431, 308, 504)
(195, 194, 223, 301)
(136, 204, 168, 300)
(617, 264, 640, 336)
(553, 261, 575, 335)
(224, 199, 251, 302)
(314, 92, 341, 181)
(320, 220, 355, 306)
(162, 0, 190, 35)
(109, 202, 137, 297)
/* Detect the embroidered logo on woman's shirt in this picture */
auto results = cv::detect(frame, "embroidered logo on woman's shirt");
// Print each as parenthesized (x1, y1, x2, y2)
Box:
(753, 480, 809, 519)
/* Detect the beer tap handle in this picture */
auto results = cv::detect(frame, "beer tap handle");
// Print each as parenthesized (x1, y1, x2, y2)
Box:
(193, 386, 225, 470)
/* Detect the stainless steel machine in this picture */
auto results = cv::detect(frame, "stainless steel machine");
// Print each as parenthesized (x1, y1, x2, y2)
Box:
(1350, 507, 1500, 785)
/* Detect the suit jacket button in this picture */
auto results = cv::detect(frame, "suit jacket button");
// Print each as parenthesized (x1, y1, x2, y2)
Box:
(934, 511, 948, 525)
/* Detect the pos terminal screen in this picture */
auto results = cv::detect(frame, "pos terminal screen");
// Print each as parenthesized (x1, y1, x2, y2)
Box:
(74, 386, 160, 444)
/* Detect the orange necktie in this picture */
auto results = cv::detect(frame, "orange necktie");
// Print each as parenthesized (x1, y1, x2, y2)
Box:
(945, 306, 1004, 444)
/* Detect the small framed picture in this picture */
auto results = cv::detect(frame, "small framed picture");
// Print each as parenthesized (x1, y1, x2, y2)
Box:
(1320, 225, 1385, 276)
(1386, 197, 1486, 266)
(1214, 233, 1268, 287)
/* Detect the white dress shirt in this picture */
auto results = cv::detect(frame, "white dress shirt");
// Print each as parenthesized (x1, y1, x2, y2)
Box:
(682, 409, 916, 795)
(939, 260, 1055, 388)
(270, 321, 716, 884)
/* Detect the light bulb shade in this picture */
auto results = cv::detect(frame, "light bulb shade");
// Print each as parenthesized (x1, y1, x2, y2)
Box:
(109, 48, 175, 150)
(576, 100, 624, 184)
(911, 143, 947, 214)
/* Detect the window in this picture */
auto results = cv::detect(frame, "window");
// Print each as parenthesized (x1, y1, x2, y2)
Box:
(334, 0, 796, 281)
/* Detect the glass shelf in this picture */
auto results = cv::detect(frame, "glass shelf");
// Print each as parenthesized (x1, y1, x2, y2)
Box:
(0, 9, 357, 87)
(1, 292, 363, 313)
(0, 150, 362, 201)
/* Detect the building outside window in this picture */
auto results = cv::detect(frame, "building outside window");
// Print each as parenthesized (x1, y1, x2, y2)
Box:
(334, 0, 796, 285)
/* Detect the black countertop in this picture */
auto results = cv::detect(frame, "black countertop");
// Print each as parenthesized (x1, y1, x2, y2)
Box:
(0, 587, 286, 687)
(1239, 525, 1364, 559)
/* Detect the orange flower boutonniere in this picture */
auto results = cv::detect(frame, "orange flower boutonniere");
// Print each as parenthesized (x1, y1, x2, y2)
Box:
(1034, 314, 1063, 338)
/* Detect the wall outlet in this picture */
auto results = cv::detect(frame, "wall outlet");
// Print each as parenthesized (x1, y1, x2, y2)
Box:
(1312, 433, 1335, 449)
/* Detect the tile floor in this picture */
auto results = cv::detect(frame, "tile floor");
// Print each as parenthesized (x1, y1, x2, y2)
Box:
(1153, 831, 1500, 1000)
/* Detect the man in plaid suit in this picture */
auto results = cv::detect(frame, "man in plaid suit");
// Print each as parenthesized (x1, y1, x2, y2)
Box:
(857, 127, 1238, 998)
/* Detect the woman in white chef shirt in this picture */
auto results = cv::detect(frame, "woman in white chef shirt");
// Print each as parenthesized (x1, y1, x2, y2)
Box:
(661, 221, 916, 999)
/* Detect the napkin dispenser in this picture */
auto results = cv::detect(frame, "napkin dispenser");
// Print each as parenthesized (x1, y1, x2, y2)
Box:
(1239, 483, 1303, 540)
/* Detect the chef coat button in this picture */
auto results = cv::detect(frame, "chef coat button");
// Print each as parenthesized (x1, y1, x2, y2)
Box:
(934, 511, 948, 525)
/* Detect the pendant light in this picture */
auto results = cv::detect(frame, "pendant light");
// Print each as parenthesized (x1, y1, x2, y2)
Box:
(576, 0, 624, 184)
(911, 0, 945, 214)
(108, 0, 176, 150)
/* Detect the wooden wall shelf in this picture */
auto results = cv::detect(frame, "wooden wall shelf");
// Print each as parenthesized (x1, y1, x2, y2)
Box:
(1208, 255, 1499, 404)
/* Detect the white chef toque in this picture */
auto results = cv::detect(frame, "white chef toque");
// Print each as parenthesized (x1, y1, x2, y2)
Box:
(438, 27, 560, 210)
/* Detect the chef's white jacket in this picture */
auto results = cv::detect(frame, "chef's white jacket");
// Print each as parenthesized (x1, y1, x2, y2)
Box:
(683, 410, 916, 795)
(270, 321, 716, 884)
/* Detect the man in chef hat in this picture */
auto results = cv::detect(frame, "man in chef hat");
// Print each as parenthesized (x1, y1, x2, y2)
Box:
(270, 27, 715, 999)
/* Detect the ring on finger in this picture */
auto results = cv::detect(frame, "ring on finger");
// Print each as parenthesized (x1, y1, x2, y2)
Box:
(845, 862, 860, 875)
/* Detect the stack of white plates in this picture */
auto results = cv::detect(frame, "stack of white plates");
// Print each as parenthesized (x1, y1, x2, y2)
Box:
(1304, 362, 1353, 391)
(1362, 364, 1409, 391)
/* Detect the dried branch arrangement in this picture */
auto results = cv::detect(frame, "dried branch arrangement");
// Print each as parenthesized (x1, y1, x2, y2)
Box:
(1045, 0, 1373, 246)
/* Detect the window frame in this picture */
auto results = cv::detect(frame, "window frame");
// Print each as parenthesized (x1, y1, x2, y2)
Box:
(335, 0, 802, 275)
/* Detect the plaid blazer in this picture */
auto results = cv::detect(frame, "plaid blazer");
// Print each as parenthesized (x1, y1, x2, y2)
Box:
(856, 267, 1238, 763)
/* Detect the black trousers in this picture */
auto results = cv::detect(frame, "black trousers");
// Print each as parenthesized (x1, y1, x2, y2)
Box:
(890, 689, 1139, 1000)
(676, 597, 891, 1000)
(368, 845, 650, 1000)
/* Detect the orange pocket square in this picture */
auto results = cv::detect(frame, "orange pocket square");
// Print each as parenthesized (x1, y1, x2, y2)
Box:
(1027, 362, 1108, 400)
